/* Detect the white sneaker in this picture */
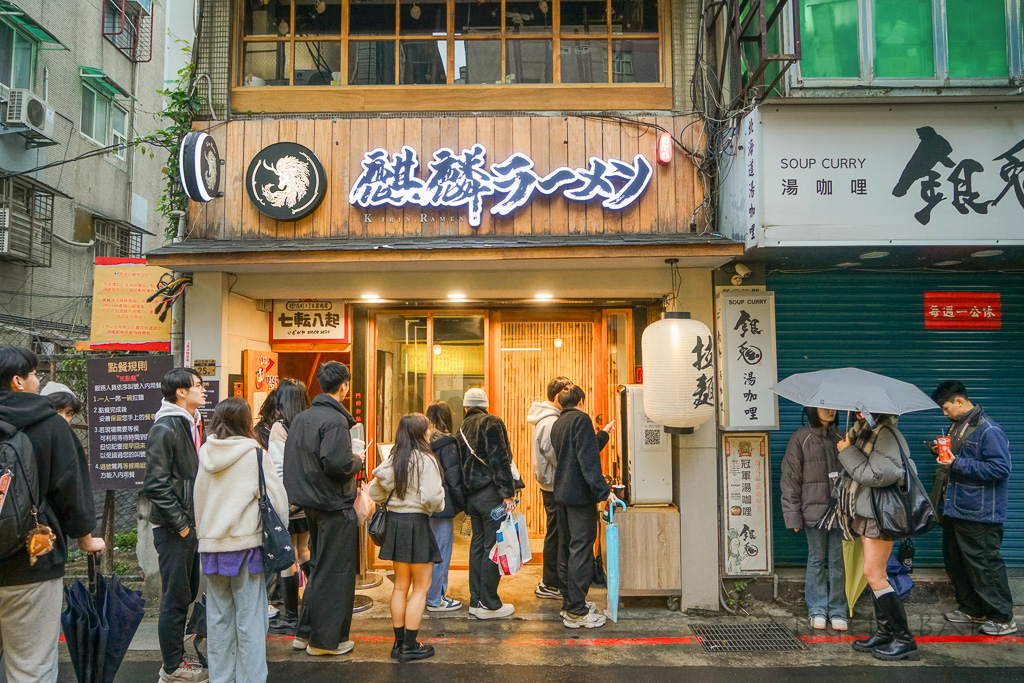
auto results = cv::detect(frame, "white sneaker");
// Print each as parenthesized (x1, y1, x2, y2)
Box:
(159, 664, 209, 682)
(291, 636, 309, 650)
(830, 616, 848, 631)
(306, 640, 355, 656)
(810, 616, 827, 630)
(560, 601, 598, 619)
(563, 610, 607, 629)
(471, 602, 515, 619)
(268, 604, 280, 619)
(427, 596, 462, 612)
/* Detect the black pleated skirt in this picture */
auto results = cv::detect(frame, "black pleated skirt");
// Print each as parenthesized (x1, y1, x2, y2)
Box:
(378, 512, 442, 564)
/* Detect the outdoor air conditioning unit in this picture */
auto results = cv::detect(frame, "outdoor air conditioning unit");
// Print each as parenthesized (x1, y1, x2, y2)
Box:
(6, 90, 55, 140)
(0, 84, 10, 104)
(0, 209, 10, 255)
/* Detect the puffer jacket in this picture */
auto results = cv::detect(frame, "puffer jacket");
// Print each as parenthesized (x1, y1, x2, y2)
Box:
(780, 424, 841, 529)
(430, 433, 465, 518)
(458, 407, 515, 499)
(944, 407, 1011, 524)
(838, 426, 915, 519)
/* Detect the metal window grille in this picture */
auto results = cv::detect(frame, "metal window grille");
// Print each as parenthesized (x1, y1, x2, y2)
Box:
(0, 177, 53, 267)
(102, 0, 152, 63)
(194, 0, 231, 119)
(94, 220, 141, 258)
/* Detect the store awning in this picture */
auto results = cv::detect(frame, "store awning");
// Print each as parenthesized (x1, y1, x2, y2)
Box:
(88, 209, 155, 236)
(80, 66, 133, 100)
(0, 1, 65, 48)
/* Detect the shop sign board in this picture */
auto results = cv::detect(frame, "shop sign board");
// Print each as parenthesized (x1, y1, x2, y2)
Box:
(716, 290, 778, 430)
(722, 104, 1024, 246)
(193, 359, 217, 376)
(86, 354, 174, 489)
(720, 432, 773, 577)
(246, 142, 327, 221)
(924, 292, 1001, 330)
(349, 144, 653, 227)
(89, 258, 172, 351)
(243, 350, 279, 420)
(179, 130, 221, 203)
(271, 300, 351, 343)
(197, 380, 219, 427)
(401, 343, 485, 376)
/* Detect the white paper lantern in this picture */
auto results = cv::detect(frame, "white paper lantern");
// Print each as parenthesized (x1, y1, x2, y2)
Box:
(641, 312, 716, 434)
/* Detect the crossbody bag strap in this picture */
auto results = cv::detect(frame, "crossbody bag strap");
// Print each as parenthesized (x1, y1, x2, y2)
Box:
(381, 488, 394, 509)
(882, 426, 910, 487)
(255, 447, 267, 499)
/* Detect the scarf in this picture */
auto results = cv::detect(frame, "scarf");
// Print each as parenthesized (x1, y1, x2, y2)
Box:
(845, 413, 899, 456)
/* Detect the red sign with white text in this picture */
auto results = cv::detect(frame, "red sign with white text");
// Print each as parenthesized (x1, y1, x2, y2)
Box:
(924, 292, 1000, 330)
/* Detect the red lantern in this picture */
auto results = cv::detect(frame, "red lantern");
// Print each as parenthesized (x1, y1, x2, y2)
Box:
(657, 131, 673, 165)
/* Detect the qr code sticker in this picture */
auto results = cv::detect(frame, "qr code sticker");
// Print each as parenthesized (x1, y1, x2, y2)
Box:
(644, 429, 662, 446)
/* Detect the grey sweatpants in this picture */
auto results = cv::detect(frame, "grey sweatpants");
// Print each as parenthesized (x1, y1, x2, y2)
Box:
(0, 578, 62, 683)
(206, 569, 269, 683)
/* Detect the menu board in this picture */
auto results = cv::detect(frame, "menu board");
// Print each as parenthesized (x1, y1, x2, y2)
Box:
(87, 354, 174, 489)
(197, 381, 219, 427)
(720, 432, 773, 577)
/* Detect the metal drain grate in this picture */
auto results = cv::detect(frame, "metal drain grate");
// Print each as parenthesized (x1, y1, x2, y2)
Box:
(689, 622, 806, 653)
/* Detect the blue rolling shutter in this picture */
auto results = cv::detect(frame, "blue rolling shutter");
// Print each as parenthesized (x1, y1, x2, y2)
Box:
(768, 271, 1024, 568)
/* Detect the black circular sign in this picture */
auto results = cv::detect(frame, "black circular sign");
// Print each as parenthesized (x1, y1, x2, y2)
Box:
(179, 131, 221, 202)
(245, 142, 327, 221)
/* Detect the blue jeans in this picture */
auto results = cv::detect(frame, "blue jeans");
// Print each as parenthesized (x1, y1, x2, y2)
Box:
(427, 516, 455, 607)
(804, 525, 847, 619)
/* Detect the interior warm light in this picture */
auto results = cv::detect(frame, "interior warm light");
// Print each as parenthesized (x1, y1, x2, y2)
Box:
(553, 338, 563, 348)
(448, 293, 467, 301)
(535, 293, 553, 300)
(433, 344, 442, 355)
(362, 294, 382, 302)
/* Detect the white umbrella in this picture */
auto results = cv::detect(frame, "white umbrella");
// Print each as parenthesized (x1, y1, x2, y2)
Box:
(769, 367, 939, 415)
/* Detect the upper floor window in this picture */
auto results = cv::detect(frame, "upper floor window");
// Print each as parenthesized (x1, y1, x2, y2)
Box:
(0, 20, 35, 90)
(797, 0, 1023, 84)
(93, 219, 141, 258)
(238, 0, 662, 87)
(81, 84, 128, 155)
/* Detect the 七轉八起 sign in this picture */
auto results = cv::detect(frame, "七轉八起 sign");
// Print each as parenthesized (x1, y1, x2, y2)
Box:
(246, 142, 327, 221)
(87, 354, 174, 489)
(349, 144, 653, 227)
(89, 258, 172, 351)
(271, 300, 350, 343)
(720, 432, 773, 577)
(924, 292, 1001, 330)
(716, 290, 778, 431)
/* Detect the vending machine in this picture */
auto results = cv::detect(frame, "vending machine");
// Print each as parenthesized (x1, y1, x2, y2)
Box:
(618, 384, 672, 505)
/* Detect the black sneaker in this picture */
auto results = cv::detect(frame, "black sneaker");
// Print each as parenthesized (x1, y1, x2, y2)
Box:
(535, 583, 561, 599)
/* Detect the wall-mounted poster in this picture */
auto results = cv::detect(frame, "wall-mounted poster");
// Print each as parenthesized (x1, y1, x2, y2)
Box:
(89, 258, 172, 351)
(720, 432, 773, 577)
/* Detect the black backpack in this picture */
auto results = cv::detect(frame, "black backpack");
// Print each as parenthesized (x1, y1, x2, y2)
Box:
(0, 420, 41, 559)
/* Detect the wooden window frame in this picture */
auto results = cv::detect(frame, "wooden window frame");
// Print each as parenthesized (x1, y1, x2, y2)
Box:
(232, 0, 671, 113)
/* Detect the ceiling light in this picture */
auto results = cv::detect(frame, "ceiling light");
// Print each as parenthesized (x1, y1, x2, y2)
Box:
(971, 249, 1003, 258)
(553, 338, 563, 348)
(448, 293, 466, 301)
(859, 251, 889, 259)
(433, 344, 442, 355)
(362, 294, 382, 302)
(535, 293, 553, 300)
(933, 260, 961, 267)
(836, 262, 862, 268)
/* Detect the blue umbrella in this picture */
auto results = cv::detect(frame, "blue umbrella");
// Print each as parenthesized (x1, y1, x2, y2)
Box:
(603, 499, 627, 623)
(61, 554, 145, 683)
(769, 367, 939, 416)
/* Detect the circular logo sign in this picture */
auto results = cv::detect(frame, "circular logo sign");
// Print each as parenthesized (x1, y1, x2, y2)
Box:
(245, 142, 327, 221)
(178, 131, 221, 202)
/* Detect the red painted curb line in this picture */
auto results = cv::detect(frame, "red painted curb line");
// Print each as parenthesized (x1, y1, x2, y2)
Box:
(801, 635, 1024, 645)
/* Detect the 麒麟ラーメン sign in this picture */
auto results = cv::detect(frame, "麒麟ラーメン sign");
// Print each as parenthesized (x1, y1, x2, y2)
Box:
(349, 144, 653, 227)
(724, 103, 1024, 247)
(86, 354, 174, 489)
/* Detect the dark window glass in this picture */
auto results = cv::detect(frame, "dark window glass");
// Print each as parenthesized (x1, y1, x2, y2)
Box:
(455, 39, 501, 83)
(400, 40, 448, 83)
(560, 39, 606, 82)
(506, 39, 552, 82)
(612, 38, 657, 82)
(612, 0, 658, 33)
(561, 0, 608, 35)
(454, 0, 502, 36)
(350, 3, 397, 36)
(293, 41, 342, 86)
(401, 0, 448, 35)
(348, 41, 397, 84)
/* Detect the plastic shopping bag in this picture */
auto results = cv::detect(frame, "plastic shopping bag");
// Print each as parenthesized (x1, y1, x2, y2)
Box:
(513, 512, 532, 565)
(354, 485, 375, 526)
(489, 515, 523, 576)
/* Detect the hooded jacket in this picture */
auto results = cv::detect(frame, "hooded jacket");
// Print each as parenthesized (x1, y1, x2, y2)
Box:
(369, 449, 445, 515)
(430, 433, 465, 518)
(780, 424, 842, 529)
(527, 401, 560, 492)
(283, 394, 361, 511)
(194, 435, 288, 553)
(551, 407, 611, 506)
(143, 400, 203, 533)
(0, 391, 95, 587)
(459, 407, 515, 499)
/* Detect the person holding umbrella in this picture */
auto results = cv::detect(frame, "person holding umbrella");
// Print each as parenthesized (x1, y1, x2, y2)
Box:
(837, 412, 919, 662)
(780, 406, 847, 631)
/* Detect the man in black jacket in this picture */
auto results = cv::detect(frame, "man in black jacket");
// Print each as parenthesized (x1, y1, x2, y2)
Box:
(143, 367, 208, 683)
(284, 361, 364, 656)
(0, 346, 103, 682)
(551, 384, 616, 629)
(459, 388, 517, 619)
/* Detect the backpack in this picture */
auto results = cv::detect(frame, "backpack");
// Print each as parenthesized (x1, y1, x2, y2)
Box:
(0, 420, 41, 559)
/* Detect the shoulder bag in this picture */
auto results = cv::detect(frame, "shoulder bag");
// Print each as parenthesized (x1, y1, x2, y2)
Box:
(869, 428, 937, 539)
(256, 448, 296, 574)
(368, 489, 393, 546)
(459, 427, 525, 490)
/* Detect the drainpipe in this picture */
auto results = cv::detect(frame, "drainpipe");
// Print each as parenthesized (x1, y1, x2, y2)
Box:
(170, 210, 187, 367)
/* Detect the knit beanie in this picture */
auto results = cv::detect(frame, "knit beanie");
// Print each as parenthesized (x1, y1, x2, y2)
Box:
(463, 388, 489, 408)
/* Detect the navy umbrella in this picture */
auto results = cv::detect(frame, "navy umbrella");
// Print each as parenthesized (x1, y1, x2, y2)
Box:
(61, 554, 145, 683)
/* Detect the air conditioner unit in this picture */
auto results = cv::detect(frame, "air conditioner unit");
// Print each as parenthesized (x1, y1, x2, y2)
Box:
(6, 90, 55, 140)
(0, 84, 10, 104)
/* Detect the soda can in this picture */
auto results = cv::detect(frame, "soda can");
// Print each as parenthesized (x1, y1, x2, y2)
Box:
(937, 436, 953, 464)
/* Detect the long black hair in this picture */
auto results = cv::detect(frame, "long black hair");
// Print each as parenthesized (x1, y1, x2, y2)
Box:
(210, 397, 256, 440)
(391, 413, 434, 500)
(802, 406, 837, 429)
(425, 400, 453, 435)
(276, 378, 310, 428)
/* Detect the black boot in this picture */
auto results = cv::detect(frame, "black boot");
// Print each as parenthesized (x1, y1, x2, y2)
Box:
(397, 628, 435, 663)
(852, 593, 893, 652)
(391, 626, 405, 660)
(872, 592, 920, 661)
(269, 575, 299, 634)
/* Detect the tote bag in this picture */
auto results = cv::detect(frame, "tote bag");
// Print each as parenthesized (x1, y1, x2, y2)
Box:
(256, 448, 296, 574)
(869, 428, 937, 539)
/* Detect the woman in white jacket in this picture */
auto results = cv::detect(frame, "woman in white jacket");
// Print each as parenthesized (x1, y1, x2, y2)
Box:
(369, 413, 445, 663)
(195, 397, 288, 683)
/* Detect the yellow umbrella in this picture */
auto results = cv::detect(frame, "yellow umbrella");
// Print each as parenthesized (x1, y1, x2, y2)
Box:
(843, 538, 869, 616)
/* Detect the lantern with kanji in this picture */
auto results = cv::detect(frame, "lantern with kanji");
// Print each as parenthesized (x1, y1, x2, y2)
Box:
(641, 312, 716, 434)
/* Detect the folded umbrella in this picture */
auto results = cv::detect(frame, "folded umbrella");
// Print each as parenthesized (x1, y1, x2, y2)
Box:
(603, 499, 627, 623)
(770, 367, 939, 416)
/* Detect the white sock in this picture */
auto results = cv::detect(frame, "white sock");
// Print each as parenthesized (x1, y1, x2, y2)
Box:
(872, 585, 895, 598)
